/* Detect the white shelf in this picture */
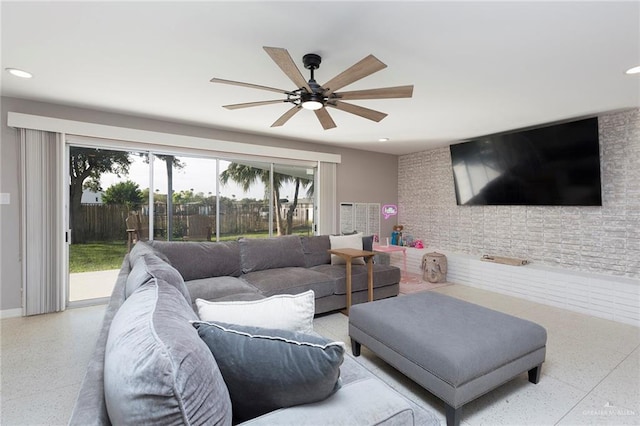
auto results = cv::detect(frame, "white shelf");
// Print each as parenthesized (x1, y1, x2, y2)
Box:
(389, 247, 640, 327)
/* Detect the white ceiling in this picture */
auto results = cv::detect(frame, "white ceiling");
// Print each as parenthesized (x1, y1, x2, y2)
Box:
(2, 1, 639, 155)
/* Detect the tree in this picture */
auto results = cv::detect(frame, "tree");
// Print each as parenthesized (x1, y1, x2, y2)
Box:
(69, 147, 132, 243)
(102, 181, 143, 210)
(220, 163, 312, 235)
(139, 154, 184, 240)
(154, 155, 183, 240)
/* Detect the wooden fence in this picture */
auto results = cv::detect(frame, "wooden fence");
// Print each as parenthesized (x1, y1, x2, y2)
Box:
(73, 203, 312, 243)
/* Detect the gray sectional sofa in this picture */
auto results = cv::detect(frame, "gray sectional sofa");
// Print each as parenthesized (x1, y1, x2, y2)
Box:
(69, 235, 439, 425)
(146, 234, 401, 313)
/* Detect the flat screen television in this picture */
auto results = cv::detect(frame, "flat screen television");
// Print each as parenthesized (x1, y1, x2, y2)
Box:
(449, 117, 602, 206)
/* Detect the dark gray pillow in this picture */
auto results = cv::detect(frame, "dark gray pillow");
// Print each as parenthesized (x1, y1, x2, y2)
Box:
(193, 321, 344, 422)
(239, 235, 306, 273)
(149, 240, 242, 280)
(362, 235, 374, 252)
(105, 280, 232, 425)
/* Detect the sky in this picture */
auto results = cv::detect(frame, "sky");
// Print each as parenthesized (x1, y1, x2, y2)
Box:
(99, 155, 310, 201)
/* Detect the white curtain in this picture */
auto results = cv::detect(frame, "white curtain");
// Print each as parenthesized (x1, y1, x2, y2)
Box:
(316, 162, 337, 235)
(19, 129, 66, 315)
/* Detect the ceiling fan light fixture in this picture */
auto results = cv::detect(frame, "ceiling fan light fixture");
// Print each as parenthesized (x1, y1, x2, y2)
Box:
(302, 99, 324, 110)
(301, 91, 324, 110)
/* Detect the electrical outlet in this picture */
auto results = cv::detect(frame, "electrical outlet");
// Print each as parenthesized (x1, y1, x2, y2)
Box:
(0, 193, 10, 205)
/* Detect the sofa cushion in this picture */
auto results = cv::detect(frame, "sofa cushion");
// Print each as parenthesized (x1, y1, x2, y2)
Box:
(104, 279, 232, 425)
(300, 235, 331, 267)
(196, 290, 315, 333)
(126, 253, 191, 303)
(239, 235, 305, 273)
(238, 378, 414, 426)
(241, 267, 336, 298)
(193, 321, 344, 423)
(149, 240, 242, 280)
(186, 276, 259, 304)
(329, 233, 365, 265)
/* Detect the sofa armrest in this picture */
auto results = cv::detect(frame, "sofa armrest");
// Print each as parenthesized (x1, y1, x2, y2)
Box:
(238, 378, 415, 426)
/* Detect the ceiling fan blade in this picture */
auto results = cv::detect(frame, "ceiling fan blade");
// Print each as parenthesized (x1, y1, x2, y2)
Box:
(263, 46, 311, 92)
(322, 55, 387, 96)
(223, 100, 287, 110)
(210, 78, 290, 94)
(327, 101, 388, 122)
(271, 105, 302, 127)
(315, 108, 337, 130)
(333, 85, 414, 100)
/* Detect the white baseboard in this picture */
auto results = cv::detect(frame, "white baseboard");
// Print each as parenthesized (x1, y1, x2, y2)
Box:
(0, 308, 22, 319)
(392, 247, 640, 327)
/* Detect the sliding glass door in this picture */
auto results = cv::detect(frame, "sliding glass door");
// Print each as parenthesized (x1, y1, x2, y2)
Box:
(218, 159, 271, 240)
(66, 141, 318, 304)
(273, 163, 315, 236)
(152, 154, 217, 241)
(68, 146, 149, 303)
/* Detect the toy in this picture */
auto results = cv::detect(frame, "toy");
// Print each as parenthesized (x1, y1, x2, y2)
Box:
(414, 239, 424, 249)
(391, 225, 404, 245)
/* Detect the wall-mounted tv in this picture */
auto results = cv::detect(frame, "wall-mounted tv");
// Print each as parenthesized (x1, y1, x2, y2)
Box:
(449, 117, 602, 206)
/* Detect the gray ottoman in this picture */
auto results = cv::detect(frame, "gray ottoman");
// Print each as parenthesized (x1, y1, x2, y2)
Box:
(349, 292, 547, 426)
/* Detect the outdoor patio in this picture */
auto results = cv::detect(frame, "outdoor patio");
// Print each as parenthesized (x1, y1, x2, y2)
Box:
(69, 269, 119, 302)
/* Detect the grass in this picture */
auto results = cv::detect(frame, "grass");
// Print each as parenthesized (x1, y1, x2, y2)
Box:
(69, 241, 129, 273)
(69, 229, 313, 273)
(218, 228, 312, 241)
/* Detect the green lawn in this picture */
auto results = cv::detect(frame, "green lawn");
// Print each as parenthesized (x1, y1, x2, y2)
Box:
(69, 241, 128, 273)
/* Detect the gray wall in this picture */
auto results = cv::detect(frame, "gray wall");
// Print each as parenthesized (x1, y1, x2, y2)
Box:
(336, 148, 399, 239)
(0, 102, 22, 311)
(398, 108, 639, 278)
(0, 96, 399, 311)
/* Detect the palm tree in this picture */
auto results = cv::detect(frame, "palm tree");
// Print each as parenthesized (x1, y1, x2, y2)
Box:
(220, 163, 312, 235)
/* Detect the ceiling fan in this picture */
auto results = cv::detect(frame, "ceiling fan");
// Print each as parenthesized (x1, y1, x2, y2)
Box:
(210, 46, 414, 130)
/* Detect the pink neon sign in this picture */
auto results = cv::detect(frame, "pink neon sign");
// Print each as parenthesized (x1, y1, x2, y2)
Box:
(382, 204, 398, 219)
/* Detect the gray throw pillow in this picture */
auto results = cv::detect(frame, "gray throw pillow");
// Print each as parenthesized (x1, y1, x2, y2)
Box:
(125, 253, 191, 303)
(128, 240, 169, 266)
(105, 280, 232, 425)
(239, 235, 306, 273)
(193, 321, 344, 422)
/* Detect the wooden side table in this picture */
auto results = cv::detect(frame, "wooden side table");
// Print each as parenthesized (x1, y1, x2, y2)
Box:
(328, 248, 376, 314)
(372, 243, 407, 278)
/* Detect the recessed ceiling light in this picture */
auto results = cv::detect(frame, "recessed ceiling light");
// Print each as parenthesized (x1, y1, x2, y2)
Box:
(5, 68, 33, 78)
(625, 65, 640, 75)
(378, 138, 390, 142)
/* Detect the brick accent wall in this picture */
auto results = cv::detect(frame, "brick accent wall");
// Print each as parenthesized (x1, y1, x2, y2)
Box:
(398, 109, 639, 278)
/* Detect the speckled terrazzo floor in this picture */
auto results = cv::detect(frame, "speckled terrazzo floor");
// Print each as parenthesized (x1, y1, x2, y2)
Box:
(1, 284, 638, 425)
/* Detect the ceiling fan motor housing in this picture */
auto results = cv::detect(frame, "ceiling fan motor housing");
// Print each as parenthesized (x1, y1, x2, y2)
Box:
(302, 53, 325, 106)
(301, 90, 324, 105)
